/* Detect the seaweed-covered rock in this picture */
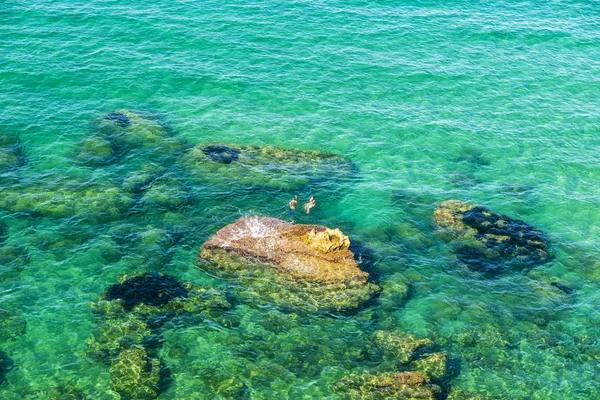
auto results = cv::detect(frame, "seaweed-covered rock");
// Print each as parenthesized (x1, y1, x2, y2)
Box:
(378, 273, 410, 312)
(0, 350, 13, 384)
(333, 371, 441, 400)
(109, 224, 176, 270)
(373, 330, 432, 365)
(447, 387, 497, 400)
(109, 345, 162, 399)
(92, 109, 185, 161)
(0, 245, 29, 281)
(89, 273, 231, 399)
(198, 216, 379, 313)
(87, 313, 152, 362)
(75, 134, 120, 166)
(0, 177, 134, 222)
(0, 309, 26, 340)
(0, 133, 24, 170)
(91, 273, 231, 329)
(180, 142, 355, 190)
(410, 352, 448, 381)
(139, 174, 191, 210)
(433, 200, 550, 275)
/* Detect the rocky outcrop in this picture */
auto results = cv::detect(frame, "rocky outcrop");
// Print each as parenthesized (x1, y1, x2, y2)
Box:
(433, 200, 550, 275)
(198, 216, 379, 312)
(180, 142, 355, 190)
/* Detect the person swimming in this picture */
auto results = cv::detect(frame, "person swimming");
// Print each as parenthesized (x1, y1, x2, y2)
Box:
(288, 196, 298, 211)
(303, 196, 316, 214)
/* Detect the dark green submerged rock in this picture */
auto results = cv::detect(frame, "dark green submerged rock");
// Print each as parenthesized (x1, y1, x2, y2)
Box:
(0, 309, 27, 340)
(180, 142, 356, 190)
(333, 371, 441, 400)
(0, 133, 24, 171)
(88, 272, 231, 399)
(0, 176, 134, 222)
(77, 110, 186, 167)
(0, 350, 13, 384)
(433, 200, 550, 276)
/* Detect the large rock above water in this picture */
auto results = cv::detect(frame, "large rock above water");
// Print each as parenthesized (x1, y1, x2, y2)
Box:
(198, 216, 379, 312)
(433, 200, 550, 275)
(180, 142, 356, 190)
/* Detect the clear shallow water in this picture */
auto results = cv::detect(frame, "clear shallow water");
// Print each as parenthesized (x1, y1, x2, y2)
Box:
(1, 0, 600, 398)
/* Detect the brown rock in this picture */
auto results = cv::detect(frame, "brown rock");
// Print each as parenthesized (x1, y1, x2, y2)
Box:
(200, 216, 368, 284)
(198, 216, 379, 312)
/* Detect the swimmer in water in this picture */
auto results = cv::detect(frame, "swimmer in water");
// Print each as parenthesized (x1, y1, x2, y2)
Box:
(303, 196, 316, 214)
(288, 196, 298, 211)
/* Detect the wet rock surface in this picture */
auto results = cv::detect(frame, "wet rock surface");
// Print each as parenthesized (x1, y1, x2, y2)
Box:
(433, 200, 550, 275)
(198, 216, 380, 312)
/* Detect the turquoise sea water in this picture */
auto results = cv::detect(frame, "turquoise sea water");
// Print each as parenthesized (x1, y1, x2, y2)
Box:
(1, 0, 600, 398)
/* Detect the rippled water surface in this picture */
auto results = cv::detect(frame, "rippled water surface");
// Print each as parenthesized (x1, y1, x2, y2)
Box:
(1, 1, 600, 398)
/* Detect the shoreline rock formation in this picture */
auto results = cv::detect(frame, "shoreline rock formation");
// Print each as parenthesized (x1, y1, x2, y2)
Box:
(198, 216, 380, 313)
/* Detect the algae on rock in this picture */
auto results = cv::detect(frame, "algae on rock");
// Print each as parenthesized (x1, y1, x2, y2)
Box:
(333, 371, 441, 400)
(0, 309, 27, 340)
(92, 110, 186, 160)
(372, 330, 433, 365)
(433, 200, 550, 276)
(109, 345, 162, 400)
(180, 142, 356, 190)
(0, 133, 24, 170)
(88, 273, 232, 399)
(0, 245, 29, 282)
(0, 177, 134, 222)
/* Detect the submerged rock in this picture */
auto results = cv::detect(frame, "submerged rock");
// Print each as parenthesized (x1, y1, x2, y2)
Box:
(372, 330, 433, 365)
(88, 273, 231, 399)
(92, 109, 185, 160)
(0, 245, 29, 281)
(410, 352, 449, 381)
(0, 309, 27, 339)
(198, 216, 379, 313)
(0, 350, 13, 384)
(109, 224, 176, 270)
(180, 142, 356, 190)
(333, 371, 441, 400)
(433, 200, 550, 275)
(109, 345, 163, 400)
(0, 133, 24, 170)
(75, 134, 120, 166)
(0, 177, 134, 222)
